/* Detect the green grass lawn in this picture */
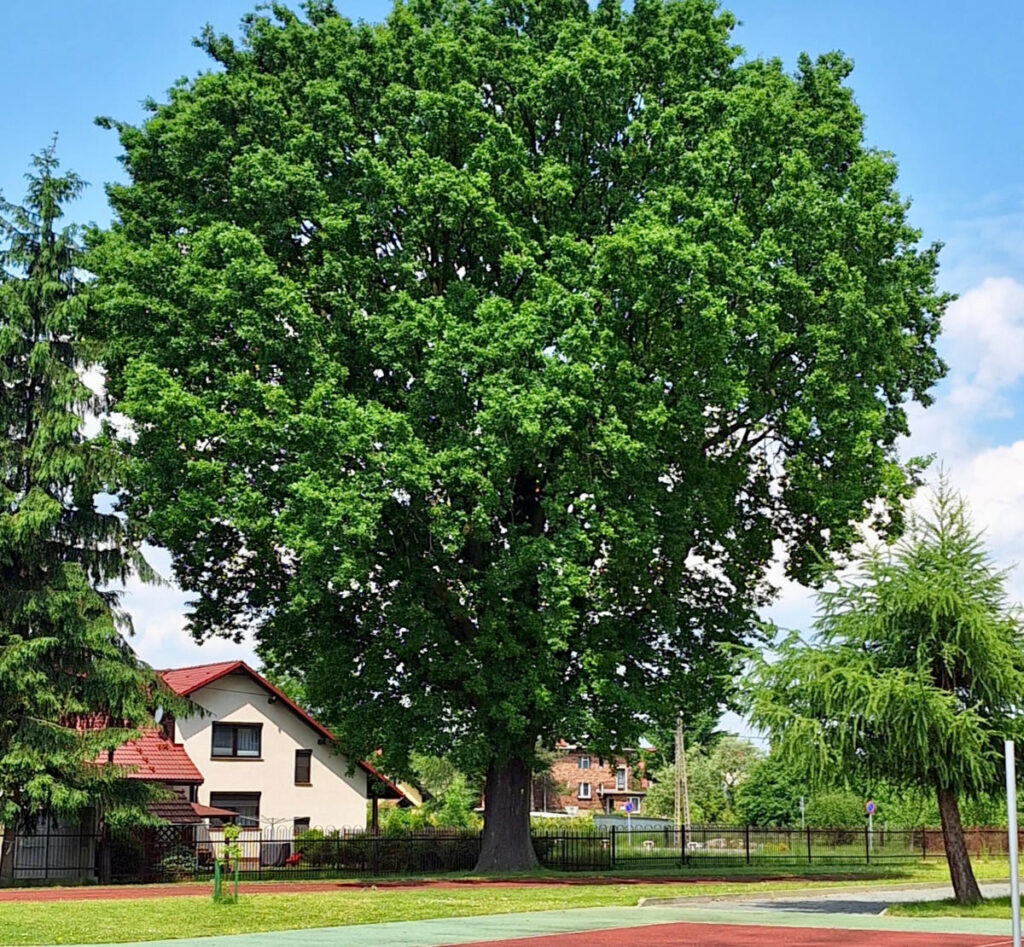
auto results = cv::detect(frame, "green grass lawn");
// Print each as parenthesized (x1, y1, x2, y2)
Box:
(0, 859, 1014, 945)
(888, 895, 1015, 919)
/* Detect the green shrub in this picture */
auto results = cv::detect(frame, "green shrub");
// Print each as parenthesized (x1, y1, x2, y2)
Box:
(295, 828, 341, 867)
(157, 845, 198, 881)
(531, 813, 598, 834)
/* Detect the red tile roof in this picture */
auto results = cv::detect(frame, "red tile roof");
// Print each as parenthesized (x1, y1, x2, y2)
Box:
(147, 799, 203, 824)
(111, 729, 204, 784)
(159, 661, 244, 697)
(158, 661, 407, 800)
(191, 802, 239, 819)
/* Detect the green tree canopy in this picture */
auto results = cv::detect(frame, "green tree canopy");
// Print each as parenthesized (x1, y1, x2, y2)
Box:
(90, 0, 947, 870)
(644, 735, 761, 823)
(0, 148, 173, 882)
(748, 482, 1024, 903)
(732, 754, 804, 827)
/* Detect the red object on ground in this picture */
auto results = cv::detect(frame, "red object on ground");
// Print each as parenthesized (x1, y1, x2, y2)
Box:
(456, 922, 1011, 947)
(0, 875, 871, 902)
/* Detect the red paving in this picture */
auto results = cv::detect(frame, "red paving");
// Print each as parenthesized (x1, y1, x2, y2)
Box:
(0, 874, 881, 903)
(456, 922, 1013, 947)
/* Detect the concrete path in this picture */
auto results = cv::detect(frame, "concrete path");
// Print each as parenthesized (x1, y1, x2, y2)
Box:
(642, 880, 1011, 915)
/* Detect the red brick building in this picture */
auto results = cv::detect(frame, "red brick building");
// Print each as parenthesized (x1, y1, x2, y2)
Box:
(532, 743, 649, 814)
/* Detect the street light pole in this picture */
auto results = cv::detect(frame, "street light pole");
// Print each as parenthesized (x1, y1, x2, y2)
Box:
(1006, 739, 1021, 947)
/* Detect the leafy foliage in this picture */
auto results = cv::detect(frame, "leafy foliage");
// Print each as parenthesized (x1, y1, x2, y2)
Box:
(89, 0, 947, 867)
(0, 147, 173, 852)
(733, 755, 805, 827)
(643, 735, 761, 823)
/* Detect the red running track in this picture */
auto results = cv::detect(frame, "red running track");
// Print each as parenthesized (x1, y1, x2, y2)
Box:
(456, 921, 1013, 947)
(0, 875, 882, 903)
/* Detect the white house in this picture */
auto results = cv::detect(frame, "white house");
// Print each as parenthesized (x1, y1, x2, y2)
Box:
(2, 661, 403, 881)
(160, 661, 403, 833)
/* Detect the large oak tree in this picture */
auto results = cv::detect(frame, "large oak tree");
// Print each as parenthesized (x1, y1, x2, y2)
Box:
(90, 0, 947, 870)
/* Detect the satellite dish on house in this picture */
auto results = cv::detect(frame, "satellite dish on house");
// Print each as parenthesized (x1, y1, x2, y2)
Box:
(154, 706, 164, 724)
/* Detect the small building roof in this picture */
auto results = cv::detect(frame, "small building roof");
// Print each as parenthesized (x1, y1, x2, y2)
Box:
(147, 799, 203, 825)
(111, 729, 204, 784)
(191, 802, 239, 819)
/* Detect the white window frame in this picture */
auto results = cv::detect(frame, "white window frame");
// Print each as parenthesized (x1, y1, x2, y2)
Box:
(578, 756, 590, 769)
(577, 782, 592, 800)
(616, 766, 627, 790)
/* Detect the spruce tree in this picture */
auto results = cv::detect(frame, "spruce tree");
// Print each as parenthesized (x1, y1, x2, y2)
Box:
(0, 146, 166, 883)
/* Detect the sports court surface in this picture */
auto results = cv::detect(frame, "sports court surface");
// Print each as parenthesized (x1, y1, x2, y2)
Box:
(52, 903, 1016, 947)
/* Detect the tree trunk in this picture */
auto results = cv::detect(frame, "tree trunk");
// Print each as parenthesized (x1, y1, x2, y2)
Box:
(936, 783, 982, 904)
(0, 825, 17, 887)
(475, 755, 538, 873)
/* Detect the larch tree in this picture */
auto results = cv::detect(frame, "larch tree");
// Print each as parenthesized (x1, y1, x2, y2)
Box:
(0, 148, 168, 883)
(89, 0, 947, 870)
(747, 482, 1024, 904)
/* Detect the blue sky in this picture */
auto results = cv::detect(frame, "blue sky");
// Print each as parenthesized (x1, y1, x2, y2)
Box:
(3, 2, 1023, 693)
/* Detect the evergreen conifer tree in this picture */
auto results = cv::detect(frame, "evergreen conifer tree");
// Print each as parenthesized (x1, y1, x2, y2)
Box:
(748, 481, 1024, 903)
(0, 146, 168, 883)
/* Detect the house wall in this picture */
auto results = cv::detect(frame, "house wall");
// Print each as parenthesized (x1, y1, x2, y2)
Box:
(173, 670, 367, 830)
(535, 749, 647, 814)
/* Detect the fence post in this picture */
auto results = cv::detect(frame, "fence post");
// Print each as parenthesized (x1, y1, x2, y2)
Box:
(865, 824, 870, 865)
(922, 828, 927, 860)
(806, 826, 812, 864)
(745, 825, 750, 866)
(610, 827, 616, 870)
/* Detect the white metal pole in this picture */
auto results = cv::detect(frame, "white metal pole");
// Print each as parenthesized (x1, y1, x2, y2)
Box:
(1005, 739, 1021, 947)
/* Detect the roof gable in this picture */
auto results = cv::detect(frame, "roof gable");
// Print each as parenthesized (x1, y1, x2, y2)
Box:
(158, 661, 405, 798)
(159, 661, 334, 743)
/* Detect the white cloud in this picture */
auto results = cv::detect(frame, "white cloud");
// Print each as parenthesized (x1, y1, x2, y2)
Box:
(940, 276, 1024, 412)
(761, 276, 1024, 643)
(119, 546, 258, 671)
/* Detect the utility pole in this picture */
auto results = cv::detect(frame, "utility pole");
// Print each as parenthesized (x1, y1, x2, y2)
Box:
(674, 716, 691, 833)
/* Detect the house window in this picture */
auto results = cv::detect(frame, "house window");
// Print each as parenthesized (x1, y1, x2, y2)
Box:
(629, 796, 642, 813)
(616, 766, 627, 790)
(578, 756, 590, 770)
(293, 817, 311, 835)
(211, 723, 262, 758)
(295, 749, 312, 785)
(578, 782, 592, 800)
(209, 792, 260, 827)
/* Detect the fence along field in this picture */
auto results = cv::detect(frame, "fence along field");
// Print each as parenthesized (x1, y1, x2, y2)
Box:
(6, 823, 1021, 884)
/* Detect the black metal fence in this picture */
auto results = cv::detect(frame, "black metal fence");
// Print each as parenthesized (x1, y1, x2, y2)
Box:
(533, 825, 1024, 871)
(5, 823, 1023, 885)
(107, 825, 482, 883)
(10, 828, 96, 882)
